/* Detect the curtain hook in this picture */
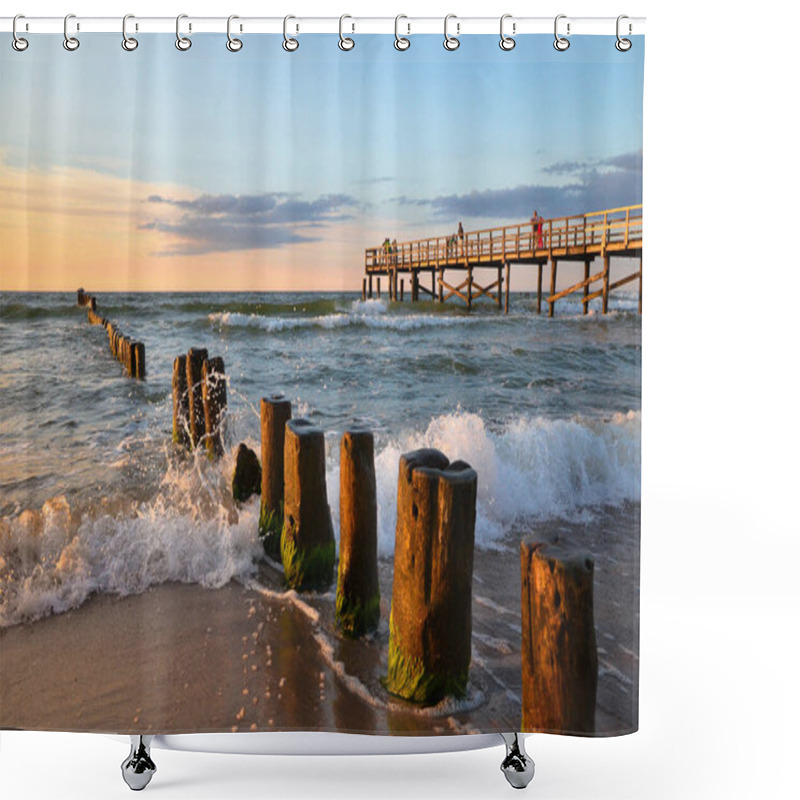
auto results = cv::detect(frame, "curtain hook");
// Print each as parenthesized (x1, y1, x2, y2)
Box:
(12, 15, 29, 51)
(227, 15, 243, 51)
(394, 15, 410, 50)
(553, 14, 570, 51)
(176, 14, 192, 50)
(444, 14, 460, 51)
(499, 14, 516, 51)
(63, 13, 80, 51)
(122, 14, 138, 51)
(339, 14, 355, 50)
(616, 15, 632, 51)
(283, 15, 299, 51)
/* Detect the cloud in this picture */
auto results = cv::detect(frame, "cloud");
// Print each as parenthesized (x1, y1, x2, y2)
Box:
(141, 191, 359, 256)
(405, 151, 642, 221)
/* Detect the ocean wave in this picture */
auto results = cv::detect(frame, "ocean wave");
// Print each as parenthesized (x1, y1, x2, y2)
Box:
(327, 409, 641, 557)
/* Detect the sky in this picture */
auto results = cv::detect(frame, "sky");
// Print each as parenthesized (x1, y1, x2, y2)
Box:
(0, 33, 643, 291)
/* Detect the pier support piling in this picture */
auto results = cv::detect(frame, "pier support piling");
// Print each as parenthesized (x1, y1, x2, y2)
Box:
(602, 255, 611, 314)
(548, 260, 558, 318)
(520, 537, 597, 733)
(583, 260, 591, 315)
(537, 264, 543, 314)
(386, 449, 477, 704)
(259, 395, 292, 560)
(281, 419, 335, 591)
(336, 425, 380, 638)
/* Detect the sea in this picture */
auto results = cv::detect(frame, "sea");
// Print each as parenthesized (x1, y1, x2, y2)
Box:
(0, 290, 638, 621)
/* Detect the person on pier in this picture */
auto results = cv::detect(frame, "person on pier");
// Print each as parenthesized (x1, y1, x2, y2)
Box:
(457, 221, 464, 254)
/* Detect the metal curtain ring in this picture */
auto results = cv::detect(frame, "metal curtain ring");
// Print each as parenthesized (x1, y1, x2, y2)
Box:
(176, 14, 192, 50)
(63, 13, 80, 51)
(283, 15, 299, 51)
(227, 15, 243, 51)
(499, 14, 515, 50)
(553, 14, 570, 51)
(444, 14, 460, 51)
(12, 14, 28, 51)
(339, 15, 354, 50)
(394, 15, 410, 50)
(616, 15, 632, 51)
(122, 14, 138, 51)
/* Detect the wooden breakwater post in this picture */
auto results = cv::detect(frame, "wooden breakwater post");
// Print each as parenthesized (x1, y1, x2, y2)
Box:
(185, 348, 208, 449)
(386, 449, 477, 704)
(520, 537, 597, 733)
(259, 395, 292, 560)
(281, 418, 335, 591)
(336, 425, 379, 638)
(132, 341, 146, 379)
(172, 355, 190, 446)
(201, 357, 227, 458)
(232, 443, 261, 502)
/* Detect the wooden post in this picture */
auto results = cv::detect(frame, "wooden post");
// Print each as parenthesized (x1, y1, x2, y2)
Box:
(133, 342, 146, 379)
(467, 266, 473, 310)
(77, 288, 85, 306)
(520, 537, 597, 733)
(336, 425, 380, 638)
(548, 260, 558, 318)
(281, 418, 335, 591)
(172, 355, 190, 446)
(583, 259, 591, 315)
(232, 443, 261, 502)
(602, 255, 610, 314)
(638, 256, 643, 314)
(186, 348, 208, 449)
(259, 395, 292, 560)
(386, 449, 477, 704)
(377, 278, 381, 298)
(368, 275, 373, 299)
(438, 270, 444, 303)
(362, 278, 366, 301)
(537, 263, 543, 314)
(400, 279, 405, 302)
(201, 356, 227, 458)
(497, 266, 503, 310)
(431, 270, 436, 300)
(505, 262, 511, 314)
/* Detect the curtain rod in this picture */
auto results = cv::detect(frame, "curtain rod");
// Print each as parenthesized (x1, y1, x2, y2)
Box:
(1, 16, 645, 36)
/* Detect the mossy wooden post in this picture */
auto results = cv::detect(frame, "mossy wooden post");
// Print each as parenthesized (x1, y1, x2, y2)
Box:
(185, 348, 208, 449)
(280, 418, 335, 591)
(336, 425, 379, 637)
(201, 357, 227, 458)
(259, 395, 292, 559)
(520, 537, 597, 734)
(132, 342, 146, 379)
(386, 449, 477, 705)
(172, 355, 190, 446)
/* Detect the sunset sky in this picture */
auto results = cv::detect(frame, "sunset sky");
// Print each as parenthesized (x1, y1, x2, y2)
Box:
(0, 33, 643, 291)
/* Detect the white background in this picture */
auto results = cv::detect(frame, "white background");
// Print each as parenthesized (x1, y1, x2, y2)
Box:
(2, 1, 798, 798)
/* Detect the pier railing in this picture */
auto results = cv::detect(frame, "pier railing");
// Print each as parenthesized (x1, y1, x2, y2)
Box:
(365, 204, 642, 271)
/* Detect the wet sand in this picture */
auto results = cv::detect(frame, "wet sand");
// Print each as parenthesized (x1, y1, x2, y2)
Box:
(0, 503, 638, 736)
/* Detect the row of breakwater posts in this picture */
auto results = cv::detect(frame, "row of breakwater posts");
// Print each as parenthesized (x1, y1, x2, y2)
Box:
(172, 369, 600, 731)
(76, 289, 146, 378)
(363, 204, 643, 317)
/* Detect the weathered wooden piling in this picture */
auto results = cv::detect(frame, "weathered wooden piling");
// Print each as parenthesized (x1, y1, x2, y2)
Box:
(520, 537, 597, 733)
(172, 355, 190, 446)
(185, 348, 208, 448)
(232, 443, 261, 502)
(132, 341, 146, 379)
(386, 449, 477, 704)
(548, 260, 558, 318)
(336, 425, 379, 638)
(259, 395, 292, 560)
(201, 357, 227, 458)
(77, 288, 85, 306)
(400, 279, 405, 302)
(376, 278, 381, 298)
(362, 278, 367, 301)
(281, 418, 335, 592)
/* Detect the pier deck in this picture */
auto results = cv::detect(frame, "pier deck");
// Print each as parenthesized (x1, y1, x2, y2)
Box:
(363, 204, 642, 315)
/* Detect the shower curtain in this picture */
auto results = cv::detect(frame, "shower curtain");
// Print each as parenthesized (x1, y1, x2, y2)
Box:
(0, 26, 643, 739)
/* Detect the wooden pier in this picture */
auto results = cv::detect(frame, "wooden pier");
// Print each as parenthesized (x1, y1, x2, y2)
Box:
(364, 204, 642, 315)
